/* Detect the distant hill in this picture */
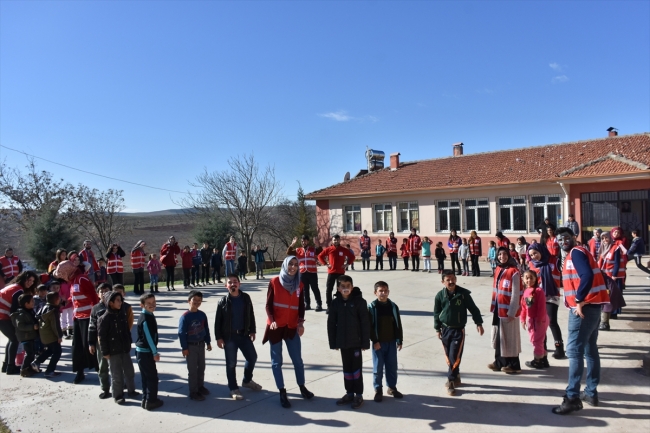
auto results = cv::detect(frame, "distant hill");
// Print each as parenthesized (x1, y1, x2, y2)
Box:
(119, 208, 194, 217)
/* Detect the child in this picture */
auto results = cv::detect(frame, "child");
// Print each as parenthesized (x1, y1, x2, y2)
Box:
(89, 282, 113, 399)
(435, 242, 446, 274)
(433, 270, 484, 396)
(237, 251, 248, 280)
(375, 240, 386, 271)
(178, 290, 213, 401)
(34, 292, 63, 377)
(136, 293, 163, 410)
(96, 258, 108, 286)
(368, 281, 404, 402)
(400, 239, 410, 270)
(147, 253, 161, 293)
(458, 239, 470, 277)
(508, 243, 519, 263)
(112, 284, 134, 330)
(59, 279, 74, 339)
(628, 230, 650, 274)
(327, 275, 370, 410)
(181, 246, 193, 289)
(516, 237, 529, 270)
(346, 244, 355, 270)
(34, 285, 48, 312)
(215, 275, 262, 400)
(422, 237, 433, 273)
(487, 241, 497, 277)
(98, 291, 138, 404)
(520, 271, 550, 369)
(211, 248, 223, 284)
(11, 294, 39, 377)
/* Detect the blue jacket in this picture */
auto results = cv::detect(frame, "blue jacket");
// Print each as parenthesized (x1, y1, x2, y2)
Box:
(628, 237, 646, 257)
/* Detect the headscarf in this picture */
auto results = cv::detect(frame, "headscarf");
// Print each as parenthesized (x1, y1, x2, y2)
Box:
(527, 242, 558, 297)
(599, 232, 613, 259)
(496, 246, 518, 268)
(53, 260, 79, 283)
(279, 256, 301, 294)
(610, 226, 628, 248)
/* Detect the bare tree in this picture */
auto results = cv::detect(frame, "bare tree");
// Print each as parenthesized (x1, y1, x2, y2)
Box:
(75, 187, 132, 254)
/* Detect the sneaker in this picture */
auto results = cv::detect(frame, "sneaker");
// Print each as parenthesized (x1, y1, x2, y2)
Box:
(351, 395, 364, 409)
(145, 399, 164, 411)
(30, 361, 41, 373)
(525, 359, 545, 369)
(446, 381, 456, 396)
(20, 368, 35, 377)
(299, 385, 314, 399)
(374, 388, 383, 402)
(387, 387, 403, 398)
(242, 380, 262, 391)
(315, 305, 323, 312)
(141, 399, 147, 409)
(580, 391, 599, 407)
(502, 366, 522, 374)
(190, 392, 205, 401)
(487, 363, 502, 371)
(128, 391, 141, 398)
(99, 391, 112, 399)
(198, 386, 210, 396)
(230, 389, 244, 400)
(44, 371, 61, 378)
(336, 394, 354, 406)
(305, 304, 312, 310)
(552, 395, 583, 415)
(73, 372, 85, 384)
(453, 376, 461, 387)
(114, 397, 126, 405)
(540, 357, 550, 368)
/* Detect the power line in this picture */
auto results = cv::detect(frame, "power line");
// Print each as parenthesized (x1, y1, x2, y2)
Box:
(0, 144, 188, 194)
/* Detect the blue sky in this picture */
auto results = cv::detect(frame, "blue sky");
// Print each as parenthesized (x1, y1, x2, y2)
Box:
(1, 1, 649, 212)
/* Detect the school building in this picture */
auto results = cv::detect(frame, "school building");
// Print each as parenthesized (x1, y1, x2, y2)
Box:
(305, 130, 650, 253)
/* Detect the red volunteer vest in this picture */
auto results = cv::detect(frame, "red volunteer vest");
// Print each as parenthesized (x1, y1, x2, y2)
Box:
(106, 253, 124, 274)
(359, 235, 370, 250)
(490, 266, 522, 318)
(131, 249, 146, 270)
(386, 238, 398, 253)
(562, 246, 609, 308)
(408, 235, 422, 256)
(296, 247, 318, 273)
(0, 284, 22, 320)
(469, 237, 482, 255)
(599, 245, 627, 279)
(497, 238, 510, 249)
(528, 256, 561, 292)
(80, 249, 99, 272)
(448, 237, 460, 254)
(268, 277, 301, 329)
(546, 237, 560, 257)
(0, 256, 20, 278)
(225, 242, 237, 261)
(72, 274, 99, 319)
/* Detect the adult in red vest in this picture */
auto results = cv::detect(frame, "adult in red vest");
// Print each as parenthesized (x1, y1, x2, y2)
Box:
(495, 231, 510, 249)
(317, 234, 356, 313)
(552, 227, 609, 415)
(386, 232, 398, 270)
(105, 244, 126, 286)
(587, 228, 603, 261)
(468, 231, 482, 277)
(546, 227, 560, 258)
(223, 236, 239, 277)
(359, 230, 371, 271)
(263, 256, 314, 408)
(80, 240, 100, 283)
(0, 271, 38, 375)
(447, 230, 462, 275)
(610, 226, 630, 250)
(527, 242, 564, 360)
(160, 236, 181, 291)
(287, 235, 322, 311)
(0, 248, 23, 281)
(54, 259, 100, 384)
(131, 240, 147, 295)
(408, 228, 422, 272)
(597, 232, 627, 331)
(488, 247, 522, 374)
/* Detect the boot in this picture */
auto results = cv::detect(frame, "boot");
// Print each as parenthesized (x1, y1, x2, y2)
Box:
(541, 355, 550, 368)
(552, 341, 566, 359)
(149, 285, 154, 293)
(279, 388, 291, 408)
(155, 284, 159, 293)
(1, 361, 6, 373)
(599, 312, 610, 330)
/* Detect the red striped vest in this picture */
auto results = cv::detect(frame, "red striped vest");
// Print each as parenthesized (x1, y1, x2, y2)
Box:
(528, 256, 561, 292)
(386, 238, 398, 253)
(106, 254, 124, 274)
(469, 237, 482, 255)
(562, 246, 609, 308)
(546, 237, 560, 257)
(72, 275, 98, 319)
(131, 249, 146, 270)
(448, 237, 460, 254)
(490, 266, 522, 318)
(599, 245, 627, 279)
(267, 277, 302, 329)
(224, 242, 237, 261)
(359, 235, 370, 250)
(497, 237, 510, 249)
(295, 247, 317, 273)
(0, 284, 22, 320)
(408, 235, 422, 256)
(0, 256, 20, 278)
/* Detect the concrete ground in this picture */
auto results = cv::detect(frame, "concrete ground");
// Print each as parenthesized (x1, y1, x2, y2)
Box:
(1, 263, 649, 432)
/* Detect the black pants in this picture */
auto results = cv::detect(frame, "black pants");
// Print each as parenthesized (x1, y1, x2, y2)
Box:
(191, 264, 200, 285)
(108, 273, 123, 286)
(441, 327, 465, 381)
(544, 302, 563, 351)
(212, 266, 222, 282)
(375, 257, 384, 270)
(21, 340, 35, 371)
(326, 273, 344, 308)
(492, 310, 521, 370)
(340, 348, 363, 395)
(450, 253, 461, 274)
(437, 258, 445, 271)
(403, 257, 409, 270)
(165, 266, 175, 288)
(387, 253, 397, 270)
(35, 341, 62, 374)
(133, 270, 145, 295)
(0, 319, 19, 372)
(471, 255, 481, 276)
(411, 255, 420, 271)
(72, 318, 98, 373)
(301, 272, 322, 307)
(633, 256, 650, 274)
(201, 264, 211, 283)
(362, 258, 370, 270)
(137, 351, 159, 402)
(183, 268, 191, 287)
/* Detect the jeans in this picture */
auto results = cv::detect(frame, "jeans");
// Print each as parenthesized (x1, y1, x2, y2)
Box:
(149, 274, 159, 287)
(461, 259, 469, 273)
(362, 258, 370, 270)
(423, 257, 431, 271)
(387, 254, 397, 270)
(225, 260, 236, 277)
(270, 333, 305, 389)
(191, 264, 200, 285)
(566, 304, 601, 399)
(133, 270, 145, 295)
(35, 341, 62, 374)
(372, 341, 398, 390)
(224, 333, 258, 390)
(21, 340, 36, 371)
(255, 263, 264, 279)
(137, 351, 158, 402)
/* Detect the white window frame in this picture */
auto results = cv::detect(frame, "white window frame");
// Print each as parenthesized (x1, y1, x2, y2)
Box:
(498, 196, 528, 233)
(463, 198, 490, 233)
(436, 199, 462, 233)
(397, 201, 419, 232)
(372, 203, 393, 233)
(343, 205, 362, 233)
(530, 195, 562, 233)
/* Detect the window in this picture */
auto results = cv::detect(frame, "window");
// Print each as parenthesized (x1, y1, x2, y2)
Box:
(498, 196, 527, 232)
(531, 195, 562, 231)
(437, 200, 461, 232)
(464, 198, 490, 232)
(373, 203, 393, 232)
(397, 202, 419, 231)
(344, 205, 361, 232)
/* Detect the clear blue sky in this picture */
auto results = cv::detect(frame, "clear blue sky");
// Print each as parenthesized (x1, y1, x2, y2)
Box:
(2, 1, 649, 212)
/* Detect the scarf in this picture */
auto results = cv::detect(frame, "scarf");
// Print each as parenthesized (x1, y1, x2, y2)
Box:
(599, 232, 613, 259)
(53, 260, 78, 283)
(527, 242, 558, 297)
(279, 256, 301, 294)
(496, 246, 518, 268)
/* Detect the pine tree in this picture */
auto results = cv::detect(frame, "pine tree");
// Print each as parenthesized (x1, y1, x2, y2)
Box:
(26, 206, 80, 270)
(294, 185, 316, 241)
(192, 214, 235, 250)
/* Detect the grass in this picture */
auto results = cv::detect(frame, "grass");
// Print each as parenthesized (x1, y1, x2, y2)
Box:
(0, 418, 11, 433)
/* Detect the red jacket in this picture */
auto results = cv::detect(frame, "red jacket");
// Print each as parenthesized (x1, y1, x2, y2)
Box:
(160, 242, 180, 267)
(400, 243, 410, 258)
(72, 274, 99, 319)
(181, 251, 193, 269)
(318, 246, 355, 274)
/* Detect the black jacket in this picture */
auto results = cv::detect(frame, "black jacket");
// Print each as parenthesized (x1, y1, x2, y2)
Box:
(88, 301, 107, 346)
(214, 291, 256, 340)
(98, 295, 132, 356)
(327, 287, 370, 350)
(200, 248, 212, 265)
(211, 253, 223, 268)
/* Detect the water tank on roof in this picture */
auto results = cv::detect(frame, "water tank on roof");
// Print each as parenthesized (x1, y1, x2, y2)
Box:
(366, 149, 385, 171)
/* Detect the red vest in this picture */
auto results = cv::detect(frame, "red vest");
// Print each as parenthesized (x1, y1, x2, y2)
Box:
(386, 238, 398, 253)
(587, 238, 600, 261)
(562, 246, 609, 308)
(72, 274, 99, 319)
(599, 245, 627, 279)
(224, 242, 237, 261)
(106, 253, 124, 274)
(528, 256, 561, 292)
(359, 235, 370, 250)
(0, 284, 22, 320)
(497, 237, 510, 249)
(448, 237, 460, 254)
(131, 249, 146, 270)
(80, 249, 99, 272)
(408, 235, 422, 256)
(490, 266, 522, 318)
(400, 243, 410, 257)
(268, 277, 302, 329)
(469, 237, 482, 256)
(295, 247, 317, 273)
(0, 256, 20, 278)
(546, 237, 560, 257)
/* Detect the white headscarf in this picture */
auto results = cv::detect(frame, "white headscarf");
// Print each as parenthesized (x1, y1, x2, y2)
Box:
(279, 256, 300, 294)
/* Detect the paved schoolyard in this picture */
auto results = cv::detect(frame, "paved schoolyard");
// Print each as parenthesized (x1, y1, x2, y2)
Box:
(1, 264, 649, 432)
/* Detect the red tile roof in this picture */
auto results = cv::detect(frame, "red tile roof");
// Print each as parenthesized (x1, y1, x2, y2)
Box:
(306, 133, 650, 199)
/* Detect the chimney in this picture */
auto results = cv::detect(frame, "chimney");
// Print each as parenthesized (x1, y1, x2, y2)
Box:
(607, 127, 618, 137)
(390, 152, 400, 171)
(453, 142, 464, 157)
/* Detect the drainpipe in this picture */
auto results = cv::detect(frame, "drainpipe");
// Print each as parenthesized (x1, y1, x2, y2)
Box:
(558, 182, 569, 224)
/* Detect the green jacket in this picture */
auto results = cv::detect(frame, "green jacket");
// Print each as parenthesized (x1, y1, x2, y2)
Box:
(11, 308, 38, 343)
(38, 304, 63, 345)
(368, 299, 403, 345)
(433, 286, 483, 331)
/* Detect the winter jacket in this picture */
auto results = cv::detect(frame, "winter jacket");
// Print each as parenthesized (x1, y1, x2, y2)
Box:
(88, 301, 108, 347)
(210, 252, 223, 269)
(237, 256, 248, 273)
(368, 299, 403, 345)
(11, 308, 38, 342)
(421, 241, 432, 257)
(181, 251, 193, 269)
(434, 247, 447, 260)
(327, 287, 370, 350)
(147, 259, 161, 275)
(214, 291, 256, 341)
(488, 247, 497, 261)
(191, 248, 202, 266)
(200, 247, 212, 265)
(251, 248, 268, 263)
(160, 242, 181, 267)
(98, 294, 133, 356)
(37, 304, 63, 345)
(458, 244, 470, 260)
(433, 286, 483, 331)
(135, 310, 158, 355)
(628, 237, 646, 257)
(375, 245, 386, 258)
(318, 246, 356, 274)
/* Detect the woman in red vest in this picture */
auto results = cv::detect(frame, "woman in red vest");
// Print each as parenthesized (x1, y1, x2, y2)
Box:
(105, 244, 126, 286)
(386, 232, 398, 270)
(447, 230, 462, 275)
(263, 256, 314, 408)
(597, 232, 627, 330)
(488, 247, 522, 374)
(160, 236, 181, 291)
